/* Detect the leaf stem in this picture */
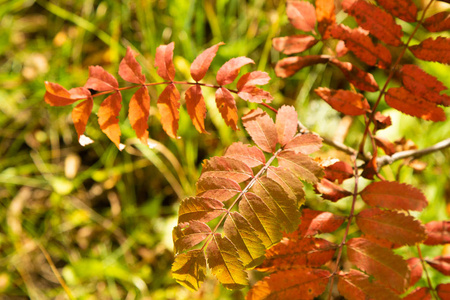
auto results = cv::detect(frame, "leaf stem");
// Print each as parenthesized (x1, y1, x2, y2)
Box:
(417, 244, 438, 299)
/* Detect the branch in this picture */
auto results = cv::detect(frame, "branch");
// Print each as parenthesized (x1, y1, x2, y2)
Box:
(377, 138, 450, 169)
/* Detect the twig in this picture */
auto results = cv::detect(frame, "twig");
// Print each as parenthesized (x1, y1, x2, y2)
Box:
(417, 244, 439, 299)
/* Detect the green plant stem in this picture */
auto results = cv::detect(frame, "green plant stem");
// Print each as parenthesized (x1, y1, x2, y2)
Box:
(417, 244, 438, 299)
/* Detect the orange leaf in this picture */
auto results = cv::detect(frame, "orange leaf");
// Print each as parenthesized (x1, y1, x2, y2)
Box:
(173, 221, 211, 253)
(376, 0, 417, 23)
(237, 85, 273, 103)
(85, 65, 118, 91)
(424, 221, 450, 245)
(275, 55, 330, 78)
(215, 87, 238, 130)
(44, 82, 90, 106)
(437, 283, 450, 300)
(330, 25, 391, 69)
(177, 196, 225, 223)
(374, 112, 392, 130)
(346, 238, 409, 292)
(409, 37, 450, 64)
(284, 134, 323, 155)
(246, 268, 329, 300)
(286, 1, 317, 32)
(216, 57, 254, 86)
(330, 58, 379, 92)
(129, 86, 150, 144)
(72, 97, 94, 141)
(374, 135, 396, 155)
(200, 156, 253, 183)
(196, 176, 241, 202)
(276, 105, 298, 146)
(361, 154, 377, 180)
(98, 91, 122, 149)
(360, 181, 428, 211)
(278, 150, 324, 184)
(315, 0, 335, 38)
(406, 257, 423, 287)
(224, 142, 266, 168)
(324, 161, 353, 184)
(157, 83, 180, 138)
(118, 47, 146, 84)
(315, 88, 370, 115)
(385, 87, 446, 122)
(296, 208, 345, 237)
(185, 85, 207, 133)
(356, 208, 427, 246)
(403, 287, 432, 300)
(242, 108, 278, 153)
(272, 35, 318, 55)
(401, 64, 450, 107)
(190, 42, 224, 82)
(315, 178, 352, 202)
(268, 166, 305, 207)
(426, 256, 450, 275)
(342, 0, 403, 46)
(422, 11, 450, 32)
(236, 71, 271, 89)
(155, 42, 175, 81)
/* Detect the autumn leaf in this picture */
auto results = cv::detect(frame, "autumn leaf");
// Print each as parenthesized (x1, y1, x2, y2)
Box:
(118, 47, 146, 84)
(275, 105, 298, 146)
(376, 0, 417, 22)
(315, 88, 370, 115)
(173, 221, 211, 253)
(177, 196, 225, 223)
(424, 221, 450, 245)
(224, 142, 266, 168)
(272, 35, 318, 55)
(275, 55, 331, 78)
(185, 85, 207, 133)
(295, 208, 345, 237)
(129, 86, 150, 144)
(437, 283, 450, 300)
(85, 65, 119, 91)
(242, 108, 278, 153)
(196, 176, 241, 202)
(72, 97, 94, 141)
(284, 134, 323, 155)
(278, 150, 324, 184)
(324, 161, 353, 184)
(172, 250, 206, 291)
(374, 112, 392, 130)
(286, 1, 317, 32)
(216, 57, 254, 86)
(422, 11, 450, 32)
(44, 82, 90, 106)
(315, 178, 352, 202)
(98, 92, 122, 149)
(403, 287, 432, 300)
(215, 87, 238, 130)
(409, 37, 450, 64)
(374, 136, 396, 155)
(155, 42, 175, 81)
(330, 58, 379, 92)
(315, 0, 335, 38)
(157, 83, 180, 138)
(190, 42, 224, 81)
(268, 167, 305, 207)
(200, 156, 253, 183)
(236, 71, 273, 103)
(426, 256, 450, 276)
(406, 257, 423, 287)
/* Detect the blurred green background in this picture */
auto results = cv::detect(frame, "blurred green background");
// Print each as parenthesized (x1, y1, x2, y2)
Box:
(0, 0, 449, 299)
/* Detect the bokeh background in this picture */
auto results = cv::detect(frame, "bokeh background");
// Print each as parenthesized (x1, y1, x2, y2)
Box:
(1, 0, 449, 299)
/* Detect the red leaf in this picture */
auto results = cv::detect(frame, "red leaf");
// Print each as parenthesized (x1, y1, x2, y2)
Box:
(72, 97, 94, 140)
(85, 65, 118, 91)
(360, 181, 428, 211)
(401, 64, 450, 107)
(409, 37, 450, 64)
(276, 105, 298, 146)
(237, 71, 273, 103)
(215, 87, 238, 130)
(343, 0, 403, 46)
(315, 0, 335, 38)
(324, 161, 353, 184)
(196, 176, 241, 202)
(173, 221, 212, 253)
(277, 150, 324, 184)
(356, 208, 427, 246)
(374, 112, 392, 130)
(185, 85, 207, 134)
(330, 58, 379, 92)
(403, 287, 432, 300)
(157, 83, 180, 138)
(361, 154, 377, 180)
(224, 142, 266, 168)
(44, 82, 90, 106)
(315, 88, 370, 115)
(190, 42, 224, 82)
(437, 283, 450, 300)
(118, 47, 146, 84)
(406, 257, 423, 287)
(330, 25, 391, 69)
(286, 1, 317, 32)
(242, 108, 278, 153)
(200, 156, 253, 183)
(284, 134, 323, 154)
(296, 208, 345, 237)
(424, 221, 450, 245)
(426, 256, 450, 275)
(155, 42, 175, 81)
(422, 11, 450, 32)
(237, 71, 271, 89)
(361, 234, 402, 249)
(376, 0, 417, 22)
(374, 135, 396, 155)
(129, 86, 150, 144)
(275, 55, 331, 78)
(385, 87, 446, 122)
(272, 35, 318, 55)
(346, 238, 409, 292)
(315, 178, 352, 202)
(98, 91, 122, 149)
(216, 57, 254, 86)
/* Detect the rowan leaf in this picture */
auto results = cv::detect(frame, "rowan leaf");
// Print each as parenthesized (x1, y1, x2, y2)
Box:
(386, 87, 446, 122)
(401, 64, 450, 107)
(437, 283, 450, 300)
(330, 58, 379, 92)
(215, 87, 238, 130)
(196, 176, 241, 202)
(206, 233, 248, 289)
(72, 97, 94, 141)
(356, 208, 427, 246)
(272, 35, 318, 55)
(275, 105, 298, 146)
(200, 156, 253, 183)
(296, 208, 345, 237)
(275, 55, 331, 78)
(315, 178, 352, 202)
(286, 1, 317, 32)
(315, 88, 370, 116)
(257, 237, 337, 272)
(374, 112, 392, 130)
(375, 0, 417, 22)
(224, 211, 265, 268)
(216, 57, 254, 86)
(424, 221, 450, 245)
(422, 11, 450, 32)
(178, 197, 225, 223)
(237, 71, 271, 89)
(346, 238, 409, 292)
(118, 47, 146, 84)
(246, 268, 330, 300)
(85, 65, 119, 91)
(374, 135, 396, 155)
(409, 37, 450, 64)
(251, 177, 300, 232)
(242, 108, 278, 153)
(330, 25, 391, 69)
(406, 257, 423, 287)
(426, 256, 450, 275)
(324, 161, 353, 184)
(157, 83, 180, 138)
(237, 71, 273, 103)
(342, 0, 403, 46)
(277, 150, 324, 184)
(403, 287, 432, 300)
(44, 82, 90, 106)
(337, 269, 401, 300)
(173, 221, 211, 253)
(240, 192, 282, 248)
(129, 86, 150, 144)
(98, 92, 122, 149)
(224, 142, 266, 168)
(190, 42, 225, 81)
(267, 166, 305, 207)
(155, 42, 175, 81)
(172, 250, 206, 291)
(315, 0, 335, 38)
(185, 85, 207, 133)
(360, 181, 428, 211)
